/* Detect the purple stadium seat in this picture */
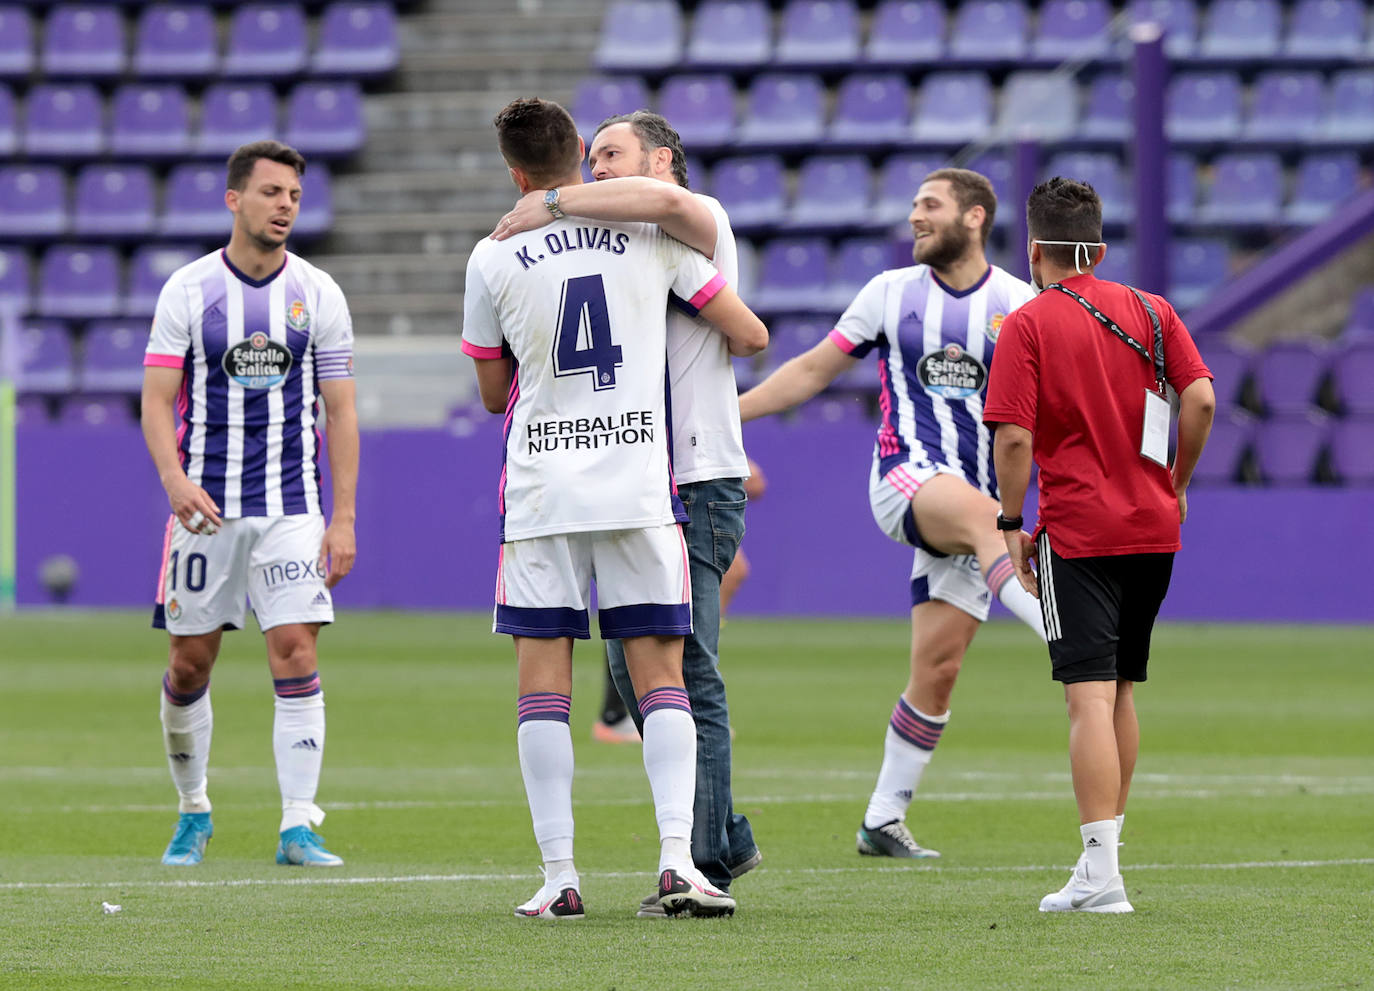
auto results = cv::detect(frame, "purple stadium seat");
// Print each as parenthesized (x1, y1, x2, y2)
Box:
(17, 320, 76, 393)
(125, 244, 198, 317)
(1168, 152, 1197, 223)
(1190, 412, 1252, 485)
(1127, 0, 1198, 55)
(38, 245, 120, 320)
(863, 0, 945, 65)
(134, 4, 218, 79)
(765, 315, 832, 367)
(14, 394, 51, 425)
(1168, 238, 1229, 310)
(827, 73, 909, 147)
(737, 73, 825, 149)
(1324, 71, 1374, 142)
(0, 84, 14, 156)
(0, 165, 67, 238)
(294, 164, 334, 237)
(1079, 74, 1132, 141)
(570, 76, 650, 139)
(966, 150, 1014, 227)
(709, 155, 786, 233)
(60, 395, 135, 427)
(787, 155, 871, 232)
(1253, 340, 1328, 414)
(1254, 415, 1328, 485)
(751, 237, 831, 313)
(683, 154, 708, 193)
(1197, 339, 1252, 410)
(312, 2, 400, 76)
(0, 5, 34, 79)
(0, 245, 30, 314)
(996, 72, 1078, 142)
(1285, 0, 1365, 57)
(1044, 152, 1129, 224)
(594, 0, 683, 72)
(23, 82, 104, 156)
(1327, 419, 1374, 484)
(81, 319, 149, 392)
(912, 72, 992, 145)
(196, 83, 278, 156)
(110, 83, 191, 158)
(1199, 0, 1281, 57)
(1166, 72, 1242, 142)
(775, 0, 860, 69)
(42, 4, 126, 78)
(825, 236, 892, 310)
(1285, 153, 1360, 227)
(1198, 153, 1283, 226)
(72, 165, 156, 238)
(657, 74, 736, 152)
(160, 164, 232, 238)
(873, 154, 946, 223)
(948, 0, 1029, 61)
(285, 82, 364, 157)
(1327, 340, 1374, 416)
(223, 4, 308, 78)
(1244, 71, 1323, 141)
(684, 0, 772, 69)
(1033, 0, 1112, 60)
(1094, 238, 1132, 284)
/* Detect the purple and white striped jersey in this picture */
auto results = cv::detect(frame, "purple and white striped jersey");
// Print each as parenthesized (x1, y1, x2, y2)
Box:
(143, 249, 355, 518)
(828, 264, 1034, 498)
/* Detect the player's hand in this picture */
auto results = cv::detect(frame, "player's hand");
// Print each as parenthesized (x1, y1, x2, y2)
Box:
(1176, 486, 1188, 524)
(490, 190, 554, 241)
(1004, 529, 1039, 599)
(164, 473, 223, 535)
(319, 519, 356, 588)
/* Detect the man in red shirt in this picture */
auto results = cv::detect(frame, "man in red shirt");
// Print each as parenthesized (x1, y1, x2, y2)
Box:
(984, 178, 1215, 914)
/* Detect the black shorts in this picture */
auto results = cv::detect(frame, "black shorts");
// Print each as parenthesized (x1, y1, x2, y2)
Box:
(1035, 530, 1175, 684)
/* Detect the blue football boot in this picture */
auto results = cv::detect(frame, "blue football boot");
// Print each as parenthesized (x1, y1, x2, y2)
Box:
(275, 825, 343, 867)
(161, 812, 213, 865)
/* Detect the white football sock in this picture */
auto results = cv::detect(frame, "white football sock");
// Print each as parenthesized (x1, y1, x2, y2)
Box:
(273, 693, 326, 832)
(1116, 813, 1126, 843)
(863, 724, 935, 829)
(161, 687, 213, 814)
(518, 719, 575, 863)
(641, 708, 696, 866)
(997, 575, 1047, 641)
(1081, 819, 1120, 882)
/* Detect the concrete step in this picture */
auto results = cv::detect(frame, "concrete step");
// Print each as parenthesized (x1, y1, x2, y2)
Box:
(398, 11, 602, 54)
(333, 167, 514, 214)
(322, 251, 469, 296)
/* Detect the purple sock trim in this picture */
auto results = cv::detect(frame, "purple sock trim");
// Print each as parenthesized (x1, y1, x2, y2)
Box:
(890, 697, 946, 752)
(517, 692, 571, 724)
(162, 672, 208, 707)
(638, 686, 692, 719)
(273, 672, 322, 698)
(985, 553, 1017, 596)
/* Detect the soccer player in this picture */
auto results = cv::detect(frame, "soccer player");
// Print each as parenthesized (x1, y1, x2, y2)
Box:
(141, 140, 359, 868)
(464, 98, 767, 919)
(491, 109, 764, 916)
(738, 169, 1047, 859)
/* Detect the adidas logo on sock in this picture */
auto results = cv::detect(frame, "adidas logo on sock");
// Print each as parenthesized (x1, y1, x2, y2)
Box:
(168, 752, 192, 763)
(311, 591, 330, 605)
(896, 789, 913, 801)
(291, 738, 321, 751)
(1085, 837, 1102, 848)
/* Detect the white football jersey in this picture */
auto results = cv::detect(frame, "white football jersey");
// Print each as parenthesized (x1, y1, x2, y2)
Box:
(462, 217, 724, 541)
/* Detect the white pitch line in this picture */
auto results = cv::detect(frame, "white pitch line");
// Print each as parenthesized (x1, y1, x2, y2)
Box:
(3, 858, 1371, 892)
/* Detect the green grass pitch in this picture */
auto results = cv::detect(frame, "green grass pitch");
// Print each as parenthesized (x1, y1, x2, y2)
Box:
(1, 612, 1370, 990)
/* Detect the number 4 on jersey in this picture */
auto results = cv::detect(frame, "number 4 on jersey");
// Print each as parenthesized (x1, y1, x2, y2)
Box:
(553, 274, 622, 391)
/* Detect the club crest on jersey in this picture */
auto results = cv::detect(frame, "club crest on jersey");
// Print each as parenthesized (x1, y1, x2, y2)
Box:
(916, 342, 988, 400)
(223, 332, 293, 389)
(286, 300, 311, 331)
(987, 312, 1006, 342)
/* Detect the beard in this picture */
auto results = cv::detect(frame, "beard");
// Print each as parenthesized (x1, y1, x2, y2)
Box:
(912, 221, 972, 271)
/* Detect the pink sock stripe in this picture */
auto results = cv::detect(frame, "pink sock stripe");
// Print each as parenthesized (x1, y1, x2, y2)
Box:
(517, 692, 571, 724)
(274, 672, 321, 698)
(985, 554, 1017, 594)
(163, 672, 208, 706)
(890, 698, 945, 751)
(638, 687, 692, 718)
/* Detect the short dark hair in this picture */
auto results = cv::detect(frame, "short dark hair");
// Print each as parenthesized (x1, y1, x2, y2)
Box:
(1027, 177, 1104, 269)
(493, 97, 582, 188)
(226, 140, 306, 191)
(921, 168, 997, 245)
(594, 110, 690, 188)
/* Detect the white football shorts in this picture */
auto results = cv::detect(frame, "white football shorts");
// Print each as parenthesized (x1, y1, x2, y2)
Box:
(153, 513, 334, 635)
(494, 524, 692, 639)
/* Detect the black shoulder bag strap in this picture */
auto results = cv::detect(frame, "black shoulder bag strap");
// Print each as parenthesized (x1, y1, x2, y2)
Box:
(1048, 283, 1167, 397)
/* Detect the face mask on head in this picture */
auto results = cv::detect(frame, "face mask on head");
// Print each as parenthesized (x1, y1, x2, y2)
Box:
(1032, 239, 1105, 275)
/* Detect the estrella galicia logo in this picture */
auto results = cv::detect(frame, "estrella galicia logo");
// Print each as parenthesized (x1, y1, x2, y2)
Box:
(222, 332, 293, 389)
(286, 299, 311, 332)
(916, 342, 987, 400)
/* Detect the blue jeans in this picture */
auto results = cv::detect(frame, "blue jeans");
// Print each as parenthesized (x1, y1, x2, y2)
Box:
(606, 477, 758, 890)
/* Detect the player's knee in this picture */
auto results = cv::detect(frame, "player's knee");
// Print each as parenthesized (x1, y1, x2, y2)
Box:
(166, 647, 214, 689)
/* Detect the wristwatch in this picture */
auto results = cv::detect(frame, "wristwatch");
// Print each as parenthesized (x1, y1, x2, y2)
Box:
(996, 512, 1024, 532)
(544, 188, 565, 220)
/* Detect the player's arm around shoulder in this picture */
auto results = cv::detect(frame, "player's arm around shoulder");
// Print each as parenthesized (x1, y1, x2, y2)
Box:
(696, 283, 768, 357)
(317, 376, 358, 587)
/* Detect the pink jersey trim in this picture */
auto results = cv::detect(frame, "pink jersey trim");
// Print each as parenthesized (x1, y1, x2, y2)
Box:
(688, 272, 727, 310)
(462, 340, 504, 360)
(144, 353, 185, 368)
(827, 328, 860, 355)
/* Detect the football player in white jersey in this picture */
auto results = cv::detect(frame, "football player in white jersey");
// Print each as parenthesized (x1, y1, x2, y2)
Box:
(490, 109, 763, 918)
(141, 140, 359, 868)
(464, 98, 767, 920)
(739, 169, 1048, 860)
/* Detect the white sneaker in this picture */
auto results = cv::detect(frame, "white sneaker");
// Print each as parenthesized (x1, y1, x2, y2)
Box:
(658, 864, 736, 918)
(1039, 861, 1133, 914)
(514, 870, 585, 920)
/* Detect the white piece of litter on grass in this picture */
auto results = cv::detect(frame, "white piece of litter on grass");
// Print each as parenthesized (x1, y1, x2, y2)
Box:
(101, 902, 121, 914)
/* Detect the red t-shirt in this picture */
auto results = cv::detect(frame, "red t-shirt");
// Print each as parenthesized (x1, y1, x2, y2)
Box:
(983, 274, 1211, 558)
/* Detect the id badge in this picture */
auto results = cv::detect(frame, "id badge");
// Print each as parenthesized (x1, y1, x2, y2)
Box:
(1141, 389, 1170, 467)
